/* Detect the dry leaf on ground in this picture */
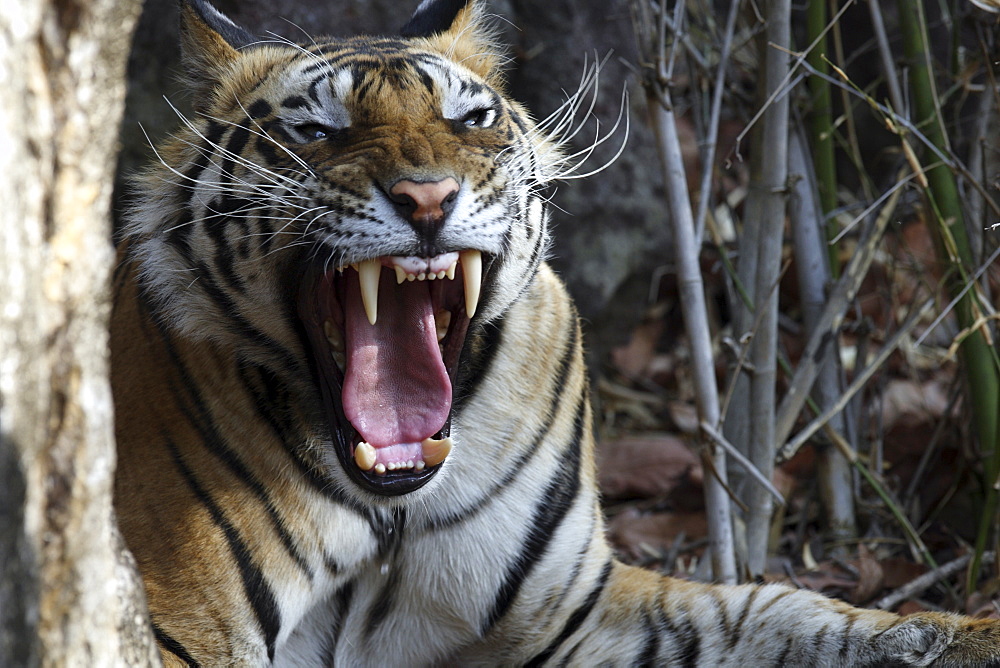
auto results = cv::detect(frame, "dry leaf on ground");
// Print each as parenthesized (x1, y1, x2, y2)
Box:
(598, 434, 700, 500)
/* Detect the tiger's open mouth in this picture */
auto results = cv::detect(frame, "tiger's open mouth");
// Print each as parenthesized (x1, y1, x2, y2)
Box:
(297, 251, 481, 496)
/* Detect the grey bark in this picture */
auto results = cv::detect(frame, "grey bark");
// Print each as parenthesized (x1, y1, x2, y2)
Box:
(0, 0, 158, 665)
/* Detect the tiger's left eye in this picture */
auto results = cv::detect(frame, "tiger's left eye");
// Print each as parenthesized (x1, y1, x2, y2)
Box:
(295, 123, 334, 140)
(462, 108, 497, 128)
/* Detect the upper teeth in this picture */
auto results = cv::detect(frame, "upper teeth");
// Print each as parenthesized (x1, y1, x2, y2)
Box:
(358, 259, 381, 326)
(352, 251, 482, 326)
(459, 250, 481, 318)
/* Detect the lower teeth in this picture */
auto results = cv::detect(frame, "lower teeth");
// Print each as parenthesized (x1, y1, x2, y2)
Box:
(373, 460, 425, 476)
(354, 437, 452, 475)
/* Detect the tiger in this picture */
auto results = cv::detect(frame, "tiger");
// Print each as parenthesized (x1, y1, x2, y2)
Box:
(110, 0, 1000, 665)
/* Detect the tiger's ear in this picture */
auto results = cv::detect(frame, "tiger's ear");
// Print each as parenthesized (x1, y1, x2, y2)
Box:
(178, 0, 257, 109)
(401, 0, 502, 83)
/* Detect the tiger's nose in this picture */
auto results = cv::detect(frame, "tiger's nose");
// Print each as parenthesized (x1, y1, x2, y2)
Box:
(389, 177, 460, 236)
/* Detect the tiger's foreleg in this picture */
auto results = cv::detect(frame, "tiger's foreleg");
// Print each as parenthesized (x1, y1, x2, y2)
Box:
(533, 562, 1000, 667)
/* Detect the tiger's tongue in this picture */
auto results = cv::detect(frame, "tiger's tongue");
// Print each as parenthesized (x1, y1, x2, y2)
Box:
(342, 268, 451, 447)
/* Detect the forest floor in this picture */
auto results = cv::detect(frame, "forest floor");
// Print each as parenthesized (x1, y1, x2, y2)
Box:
(595, 211, 1000, 619)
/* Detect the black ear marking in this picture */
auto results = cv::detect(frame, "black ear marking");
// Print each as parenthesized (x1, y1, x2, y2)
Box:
(400, 0, 473, 38)
(182, 0, 257, 50)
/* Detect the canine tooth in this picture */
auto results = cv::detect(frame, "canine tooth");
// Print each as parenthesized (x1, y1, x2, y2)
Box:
(446, 262, 457, 280)
(374, 463, 386, 475)
(460, 250, 482, 318)
(358, 259, 381, 325)
(435, 309, 451, 342)
(420, 437, 452, 467)
(394, 265, 407, 284)
(354, 442, 376, 472)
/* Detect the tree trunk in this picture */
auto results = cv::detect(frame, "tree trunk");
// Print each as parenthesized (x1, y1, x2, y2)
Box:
(0, 0, 158, 665)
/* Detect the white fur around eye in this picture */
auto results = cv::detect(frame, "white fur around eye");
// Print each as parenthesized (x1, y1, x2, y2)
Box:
(461, 107, 496, 128)
(443, 92, 497, 126)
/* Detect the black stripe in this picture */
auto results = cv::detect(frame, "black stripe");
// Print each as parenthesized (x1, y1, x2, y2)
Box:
(539, 512, 596, 626)
(152, 622, 201, 667)
(452, 315, 506, 410)
(727, 585, 759, 651)
(480, 397, 587, 635)
(772, 633, 794, 667)
(671, 601, 701, 667)
(184, 120, 227, 184)
(281, 94, 309, 109)
(188, 259, 303, 377)
(149, 318, 315, 583)
(172, 121, 227, 262)
(166, 205, 195, 258)
(808, 623, 831, 663)
(203, 202, 248, 295)
(710, 589, 731, 649)
(164, 434, 281, 661)
(237, 363, 357, 508)
(523, 560, 613, 668)
(372, 507, 406, 559)
(557, 641, 583, 667)
(839, 612, 858, 661)
(636, 608, 661, 667)
(328, 580, 356, 658)
(417, 67, 436, 95)
(223, 125, 251, 167)
(362, 567, 400, 642)
(247, 99, 272, 119)
(360, 508, 407, 640)
(353, 73, 376, 104)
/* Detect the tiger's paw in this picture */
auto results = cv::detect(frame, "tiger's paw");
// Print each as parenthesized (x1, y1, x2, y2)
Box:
(877, 613, 1000, 667)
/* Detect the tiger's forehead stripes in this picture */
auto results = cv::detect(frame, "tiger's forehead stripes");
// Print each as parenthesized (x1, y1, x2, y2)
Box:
(297, 39, 446, 77)
(286, 40, 493, 101)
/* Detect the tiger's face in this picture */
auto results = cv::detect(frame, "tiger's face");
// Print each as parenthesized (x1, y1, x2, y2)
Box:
(125, 1, 556, 498)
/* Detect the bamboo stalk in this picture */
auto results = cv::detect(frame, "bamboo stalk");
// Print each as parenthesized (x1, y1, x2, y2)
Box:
(692, 0, 740, 246)
(778, 297, 937, 464)
(867, 0, 906, 115)
(788, 127, 857, 552)
(633, 0, 737, 585)
(720, 12, 763, 508)
(745, 0, 792, 577)
(896, 0, 1000, 593)
(875, 552, 996, 611)
(774, 178, 905, 447)
(646, 88, 737, 584)
(805, 0, 839, 277)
